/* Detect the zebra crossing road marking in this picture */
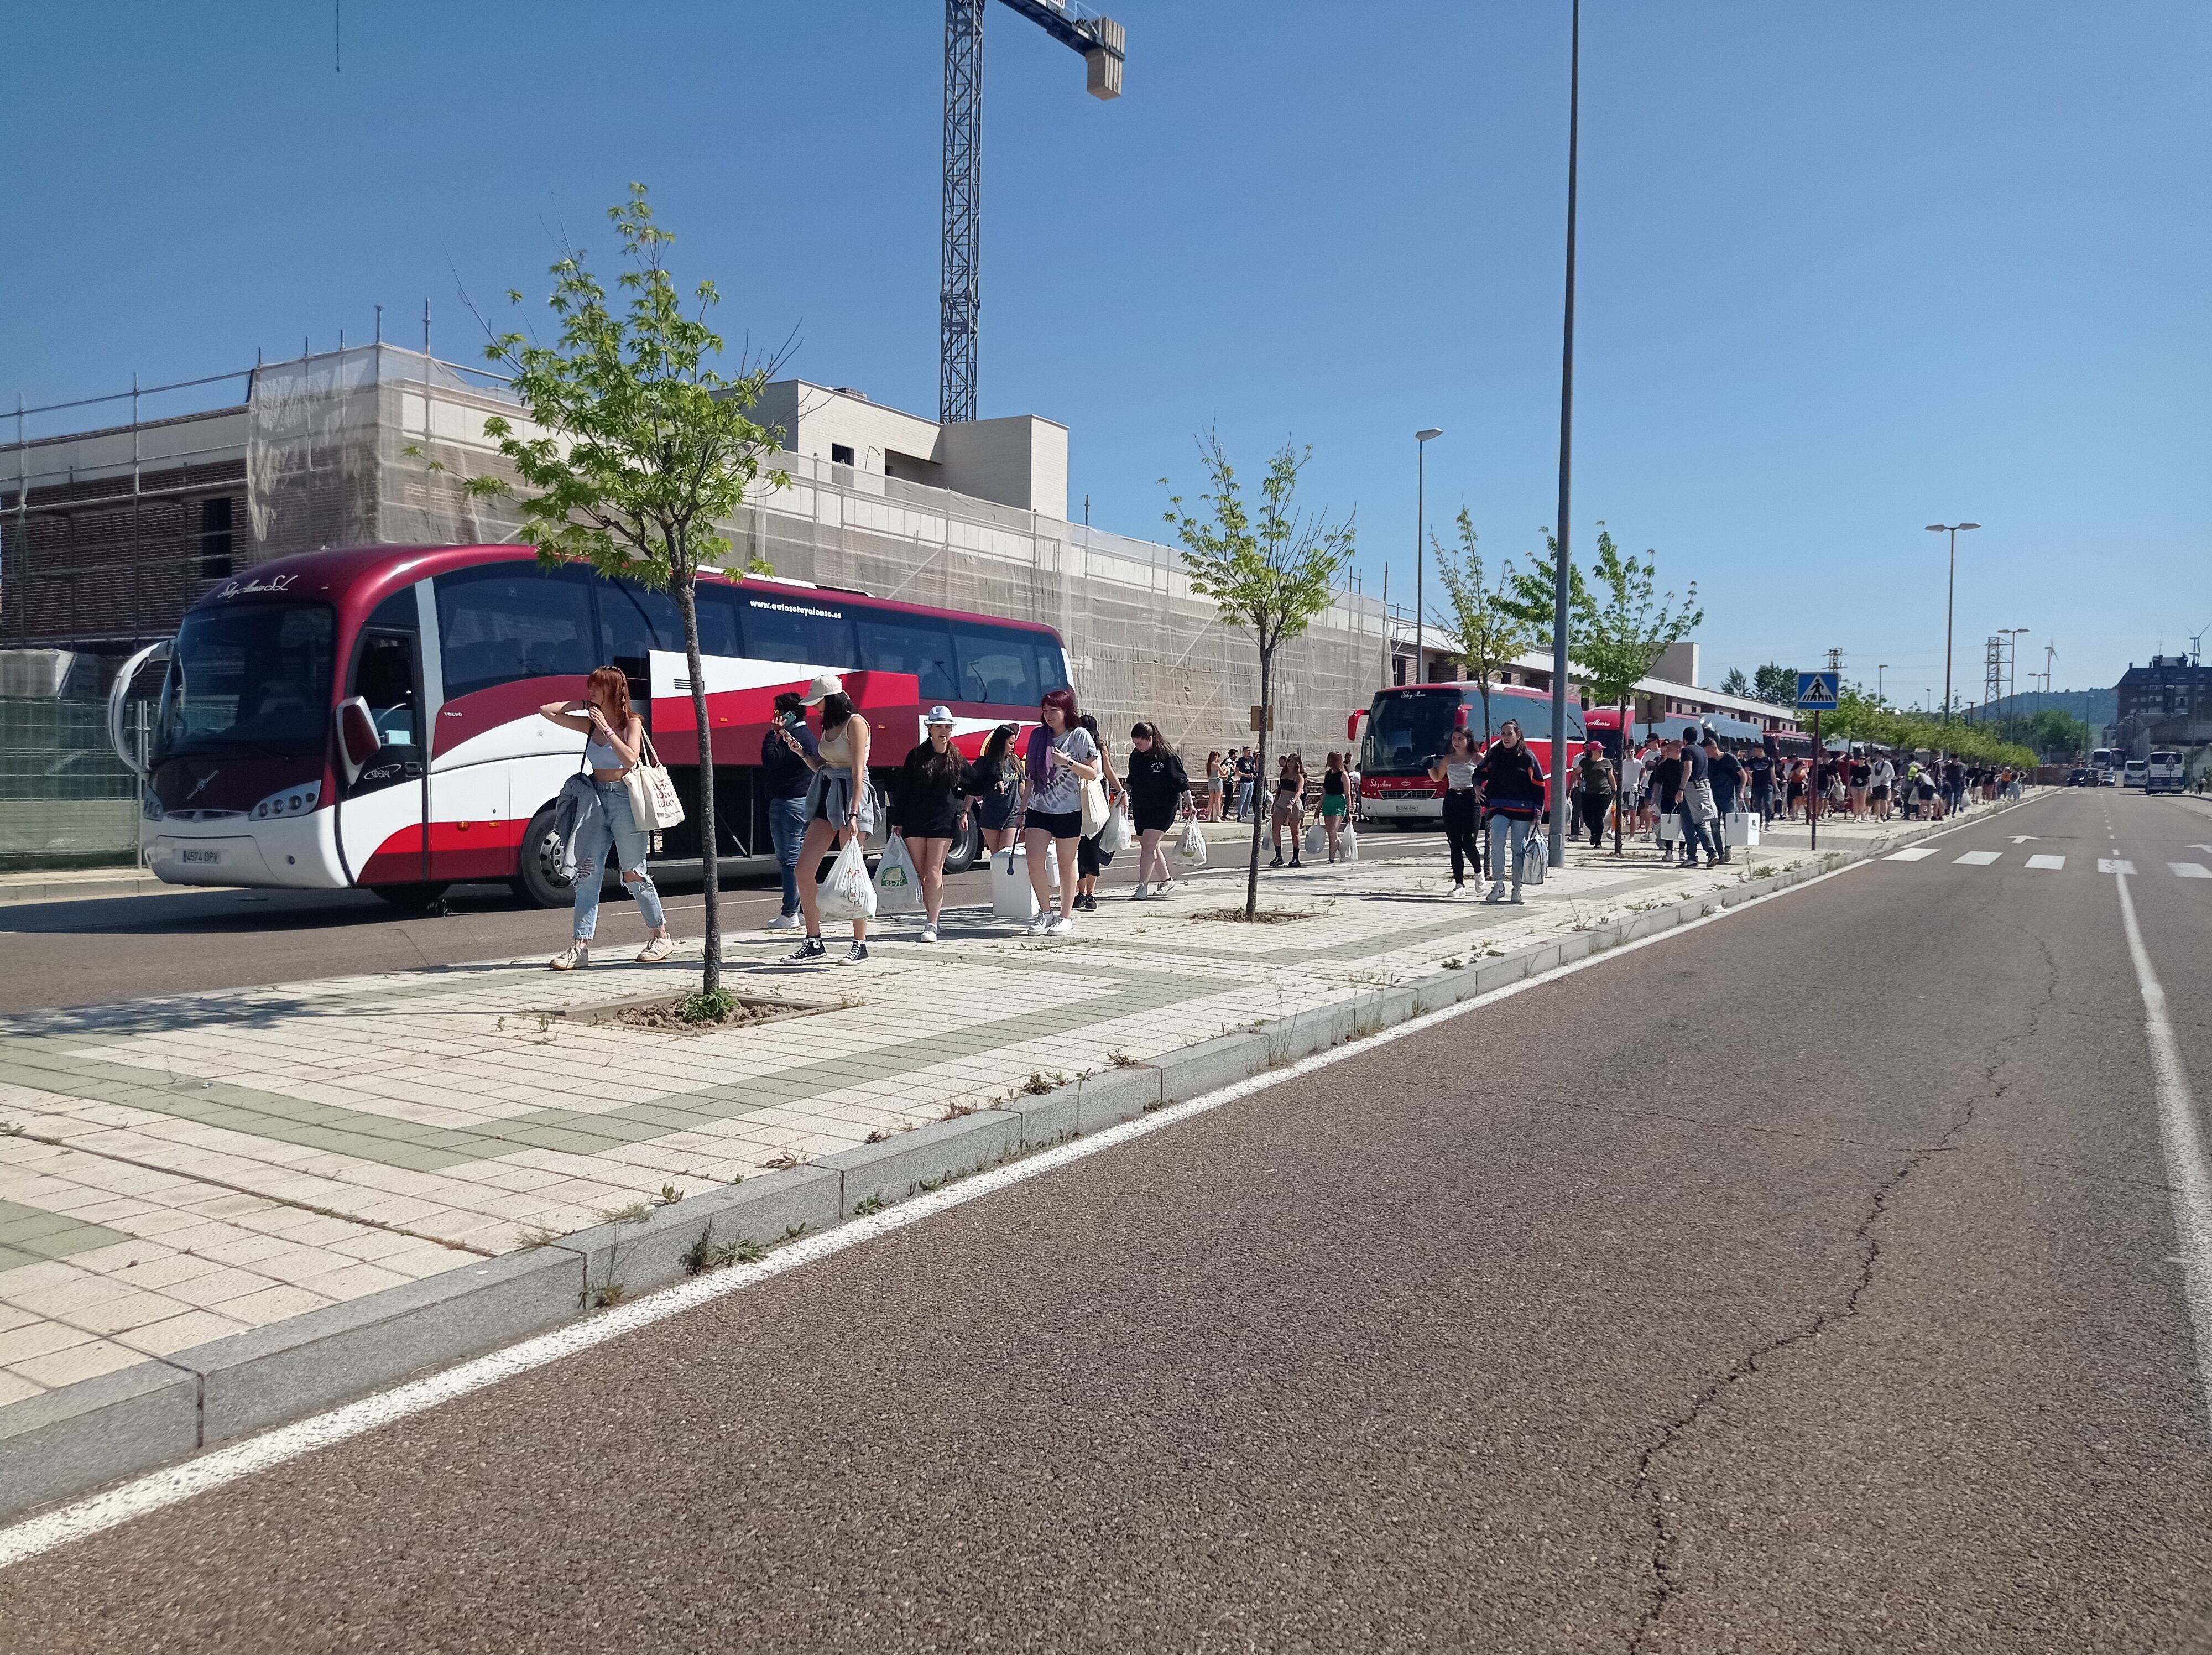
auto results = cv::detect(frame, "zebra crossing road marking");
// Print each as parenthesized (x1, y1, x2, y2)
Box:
(2172, 863, 2211, 880)
(2025, 855, 2067, 870)
(2101, 859, 2138, 875)
(1888, 848, 1940, 862)
(1954, 851, 2002, 865)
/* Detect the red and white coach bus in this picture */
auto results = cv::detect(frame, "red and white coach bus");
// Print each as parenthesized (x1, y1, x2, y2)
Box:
(1345, 681, 1589, 827)
(108, 544, 1071, 905)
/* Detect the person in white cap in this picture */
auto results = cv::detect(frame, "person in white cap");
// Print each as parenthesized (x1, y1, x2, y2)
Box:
(890, 707, 977, 943)
(773, 673, 875, 964)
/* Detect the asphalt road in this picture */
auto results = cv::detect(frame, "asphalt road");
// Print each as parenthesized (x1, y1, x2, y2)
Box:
(8, 789, 2212, 1652)
(0, 822, 1446, 1015)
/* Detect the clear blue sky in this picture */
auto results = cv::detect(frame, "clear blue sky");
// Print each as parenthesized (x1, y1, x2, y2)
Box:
(6, 1, 2206, 698)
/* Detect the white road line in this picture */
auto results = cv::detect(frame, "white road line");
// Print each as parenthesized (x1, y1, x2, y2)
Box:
(1888, 848, 1940, 862)
(1953, 851, 2002, 866)
(2025, 855, 2066, 871)
(2101, 860, 2138, 875)
(0, 810, 2028, 1570)
(2171, 863, 2211, 880)
(2115, 873, 2212, 1432)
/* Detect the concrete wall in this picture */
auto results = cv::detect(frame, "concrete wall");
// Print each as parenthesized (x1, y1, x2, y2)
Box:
(750, 381, 1067, 519)
(936, 414, 1068, 518)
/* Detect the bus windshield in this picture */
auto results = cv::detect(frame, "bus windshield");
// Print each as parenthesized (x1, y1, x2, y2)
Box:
(157, 601, 336, 763)
(1364, 689, 1580, 772)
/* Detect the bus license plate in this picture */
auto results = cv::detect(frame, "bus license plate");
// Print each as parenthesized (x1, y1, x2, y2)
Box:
(179, 849, 221, 864)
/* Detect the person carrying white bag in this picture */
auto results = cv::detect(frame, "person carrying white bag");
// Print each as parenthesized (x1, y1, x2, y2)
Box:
(778, 674, 876, 965)
(885, 706, 975, 940)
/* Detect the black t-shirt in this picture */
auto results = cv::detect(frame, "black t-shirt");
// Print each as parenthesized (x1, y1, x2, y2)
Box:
(1680, 744, 1710, 785)
(1123, 747, 1190, 818)
(1747, 754, 1775, 790)
(1850, 761, 1871, 785)
(1710, 753, 1744, 796)
(760, 720, 818, 802)
(1651, 756, 1685, 810)
(1234, 755, 1256, 782)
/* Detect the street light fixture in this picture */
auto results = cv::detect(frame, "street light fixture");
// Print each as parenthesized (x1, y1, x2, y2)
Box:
(1999, 627, 2030, 740)
(1877, 663, 1888, 702)
(1924, 522, 1980, 722)
(1413, 428, 1443, 686)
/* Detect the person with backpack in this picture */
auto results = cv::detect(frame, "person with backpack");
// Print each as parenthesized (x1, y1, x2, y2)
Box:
(1473, 717, 1547, 904)
(1019, 688, 1102, 936)
(888, 707, 976, 944)
(1123, 721, 1191, 900)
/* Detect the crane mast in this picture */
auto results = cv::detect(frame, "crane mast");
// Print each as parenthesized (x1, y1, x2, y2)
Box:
(940, 0, 1124, 425)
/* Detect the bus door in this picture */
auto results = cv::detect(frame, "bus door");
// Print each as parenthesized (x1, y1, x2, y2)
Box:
(336, 590, 431, 886)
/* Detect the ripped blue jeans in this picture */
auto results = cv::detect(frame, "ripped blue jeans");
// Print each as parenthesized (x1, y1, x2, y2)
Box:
(571, 781, 666, 940)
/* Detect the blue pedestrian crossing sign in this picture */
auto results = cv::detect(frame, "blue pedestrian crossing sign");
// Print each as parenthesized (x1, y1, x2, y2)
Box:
(1796, 671, 1840, 710)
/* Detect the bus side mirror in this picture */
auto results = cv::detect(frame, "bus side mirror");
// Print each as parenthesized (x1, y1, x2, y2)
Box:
(336, 696, 381, 783)
(1345, 711, 1361, 742)
(1454, 705, 1469, 728)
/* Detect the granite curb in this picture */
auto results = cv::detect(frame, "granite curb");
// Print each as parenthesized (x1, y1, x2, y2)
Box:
(0, 794, 2032, 1524)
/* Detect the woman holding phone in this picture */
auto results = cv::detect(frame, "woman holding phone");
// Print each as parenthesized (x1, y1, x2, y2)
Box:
(969, 722, 1022, 857)
(778, 673, 874, 965)
(536, 668, 675, 969)
(1019, 688, 1100, 936)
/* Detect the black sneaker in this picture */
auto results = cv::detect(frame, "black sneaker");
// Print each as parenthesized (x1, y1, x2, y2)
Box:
(784, 936, 827, 964)
(1269, 853, 1285, 868)
(838, 941, 869, 965)
(1290, 854, 1302, 868)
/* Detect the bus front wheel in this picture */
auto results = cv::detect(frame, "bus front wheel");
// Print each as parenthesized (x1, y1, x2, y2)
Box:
(512, 806, 577, 909)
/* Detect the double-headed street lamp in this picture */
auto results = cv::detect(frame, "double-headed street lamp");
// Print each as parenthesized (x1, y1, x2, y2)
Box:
(1413, 428, 1443, 685)
(1925, 522, 1980, 721)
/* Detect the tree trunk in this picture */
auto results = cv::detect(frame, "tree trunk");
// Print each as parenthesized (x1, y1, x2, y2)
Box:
(1613, 692, 1627, 856)
(1246, 646, 1272, 920)
(674, 560, 722, 995)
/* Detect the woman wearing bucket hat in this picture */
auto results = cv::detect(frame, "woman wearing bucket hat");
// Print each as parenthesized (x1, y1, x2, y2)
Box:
(775, 673, 876, 964)
(890, 707, 977, 943)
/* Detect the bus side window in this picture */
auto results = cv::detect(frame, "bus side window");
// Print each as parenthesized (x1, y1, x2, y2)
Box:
(854, 615, 958, 703)
(951, 622, 1063, 707)
(742, 596, 853, 669)
(597, 579, 681, 669)
(436, 564, 596, 701)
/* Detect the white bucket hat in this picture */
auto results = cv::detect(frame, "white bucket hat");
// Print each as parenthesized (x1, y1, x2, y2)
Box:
(799, 672, 844, 706)
(925, 705, 956, 727)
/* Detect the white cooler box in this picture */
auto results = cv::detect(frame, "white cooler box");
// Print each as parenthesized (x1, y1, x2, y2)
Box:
(989, 844, 1058, 920)
(1723, 810, 1761, 848)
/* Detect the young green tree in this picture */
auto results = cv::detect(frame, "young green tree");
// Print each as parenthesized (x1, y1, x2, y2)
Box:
(1751, 663, 1798, 705)
(1164, 435, 1354, 918)
(1566, 530, 1703, 854)
(1430, 509, 1542, 743)
(1720, 667, 1750, 696)
(466, 184, 787, 1002)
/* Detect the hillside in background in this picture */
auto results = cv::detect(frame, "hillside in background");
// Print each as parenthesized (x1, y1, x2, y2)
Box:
(1963, 687, 2116, 730)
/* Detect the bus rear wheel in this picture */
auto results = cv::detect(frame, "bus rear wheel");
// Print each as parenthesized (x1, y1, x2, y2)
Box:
(942, 816, 984, 876)
(512, 805, 577, 909)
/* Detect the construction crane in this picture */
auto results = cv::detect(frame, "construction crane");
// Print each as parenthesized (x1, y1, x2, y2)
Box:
(941, 0, 1125, 424)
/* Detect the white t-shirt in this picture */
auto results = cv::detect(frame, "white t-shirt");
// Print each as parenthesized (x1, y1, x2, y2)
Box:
(1620, 753, 1643, 793)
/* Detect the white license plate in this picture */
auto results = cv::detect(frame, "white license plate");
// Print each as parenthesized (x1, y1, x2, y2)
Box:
(179, 849, 221, 865)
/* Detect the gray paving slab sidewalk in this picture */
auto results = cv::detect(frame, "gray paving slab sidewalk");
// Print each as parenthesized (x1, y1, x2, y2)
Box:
(0, 796, 2039, 1513)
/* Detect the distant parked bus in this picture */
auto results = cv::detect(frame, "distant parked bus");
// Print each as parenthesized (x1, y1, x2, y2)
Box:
(2090, 747, 2119, 785)
(2146, 750, 2186, 794)
(109, 544, 1071, 905)
(1346, 683, 1587, 827)
(2123, 758, 2148, 789)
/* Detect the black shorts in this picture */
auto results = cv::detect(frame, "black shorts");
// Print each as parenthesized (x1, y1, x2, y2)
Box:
(1134, 804, 1178, 835)
(1026, 808, 1082, 841)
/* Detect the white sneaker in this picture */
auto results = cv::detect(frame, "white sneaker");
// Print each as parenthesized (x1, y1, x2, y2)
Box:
(549, 942, 589, 970)
(920, 922, 939, 943)
(1021, 914, 1052, 936)
(1450, 882, 1466, 898)
(633, 935, 675, 964)
(1484, 884, 1507, 904)
(1045, 915, 1073, 936)
(1154, 881, 1175, 898)
(1134, 883, 1151, 901)
(765, 912, 801, 933)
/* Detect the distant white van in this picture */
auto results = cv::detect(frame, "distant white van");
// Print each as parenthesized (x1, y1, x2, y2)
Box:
(2123, 759, 2148, 789)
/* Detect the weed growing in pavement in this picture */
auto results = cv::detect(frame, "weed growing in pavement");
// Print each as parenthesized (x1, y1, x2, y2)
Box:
(1442, 957, 1466, 970)
(1021, 1071, 1067, 1095)
(597, 1201, 653, 1225)
(591, 1279, 628, 1307)
(864, 1129, 890, 1144)
(679, 987, 738, 1024)
(942, 1100, 977, 1119)
(852, 1194, 885, 1216)
(513, 1226, 560, 1251)
(763, 1152, 799, 1171)
(1106, 1049, 1142, 1068)
(654, 1183, 685, 1206)
(781, 1222, 807, 1241)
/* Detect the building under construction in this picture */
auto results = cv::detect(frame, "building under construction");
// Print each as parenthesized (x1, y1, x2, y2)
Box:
(1, 345, 1389, 763)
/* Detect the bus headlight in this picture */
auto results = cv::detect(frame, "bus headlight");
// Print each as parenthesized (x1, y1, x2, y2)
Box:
(250, 781, 322, 820)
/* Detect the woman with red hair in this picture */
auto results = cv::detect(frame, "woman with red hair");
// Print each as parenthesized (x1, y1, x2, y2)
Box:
(1019, 687, 1100, 935)
(537, 667, 675, 969)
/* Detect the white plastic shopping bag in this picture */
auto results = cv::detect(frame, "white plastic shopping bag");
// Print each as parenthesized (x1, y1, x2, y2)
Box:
(990, 844, 1055, 920)
(873, 836, 923, 915)
(1303, 819, 1327, 856)
(1099, 804, 1134, 854)
(817, 838, 877, 922)
(1172, 816, 1209, 870)
(1723, 810, 1761, 848)
(1338, 821, 1359, 863)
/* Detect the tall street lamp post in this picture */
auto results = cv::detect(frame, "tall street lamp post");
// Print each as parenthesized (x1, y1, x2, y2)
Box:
(1548, 0, 1583, 870)
(1877, 663, 1888, 702)
(1925, 522, 1979, 722)
(1413, 428, 1443, 686)
(2000, 627, 2029, 741)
